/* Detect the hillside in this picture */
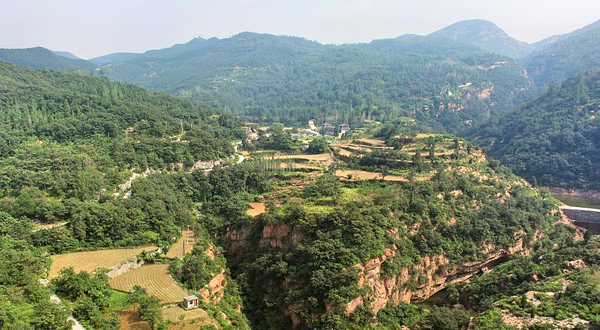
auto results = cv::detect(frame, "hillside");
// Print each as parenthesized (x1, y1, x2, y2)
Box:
(0, 61, 249, 329)
(0, 61, 593, 330)
(0, 47, 95, 71)
(524, 27, 600, 85)
(216, 129, 585, 329)
(470, 70, 600, 190)
(52, 50, 83, 60)
(531, 18, 600, 51)
(428, 19, 533, 59)
(97, 32, 533, 133)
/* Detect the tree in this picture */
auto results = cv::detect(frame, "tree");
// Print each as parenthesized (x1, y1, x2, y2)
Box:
(129, 286, 167, 330)
(306, 138, 329, 154)
(418, 307, 470, 330)
(31, 301, 73, 330)
(380, 165, 389, 181)
(473, 309, 515, 330)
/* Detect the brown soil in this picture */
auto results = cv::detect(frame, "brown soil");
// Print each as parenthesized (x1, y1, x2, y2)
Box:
(50, 246, 158, 279)
(166, 229, 196, 259)
(247, 202, 266, 217)
(110, 264, 189, 304)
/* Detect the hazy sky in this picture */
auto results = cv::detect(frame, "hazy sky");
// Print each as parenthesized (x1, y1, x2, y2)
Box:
(1, 0, 599, 59)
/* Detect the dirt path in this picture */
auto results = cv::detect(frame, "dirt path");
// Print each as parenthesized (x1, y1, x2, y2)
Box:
(166, 229, 196, 259)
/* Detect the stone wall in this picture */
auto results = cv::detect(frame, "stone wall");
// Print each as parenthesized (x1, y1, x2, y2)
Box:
(561, 207, 600, 234)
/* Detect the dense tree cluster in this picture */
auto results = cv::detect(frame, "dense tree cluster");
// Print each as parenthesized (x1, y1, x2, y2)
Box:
(471, 70, 600, 189)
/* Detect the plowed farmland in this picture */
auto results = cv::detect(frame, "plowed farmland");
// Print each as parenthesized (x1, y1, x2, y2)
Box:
(109, 264, 189, 304)
(247, 202, 266, 217)
(166, 229, 196, 259)
(49, 246, 158, 278)
(271, 153, 333, 165)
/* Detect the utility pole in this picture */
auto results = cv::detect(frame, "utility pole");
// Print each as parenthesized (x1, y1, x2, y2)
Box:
(181, 226, 185, 257)
(186, 225, 190, 256)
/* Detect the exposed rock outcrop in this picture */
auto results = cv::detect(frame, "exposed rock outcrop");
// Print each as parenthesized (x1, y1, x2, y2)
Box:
(227, 222, 303, 254)
(198, 270, 227, 303)
(340, 230, 541, 316)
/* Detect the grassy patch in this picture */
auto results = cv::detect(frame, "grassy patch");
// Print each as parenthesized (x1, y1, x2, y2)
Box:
(106, 289, 133, 312)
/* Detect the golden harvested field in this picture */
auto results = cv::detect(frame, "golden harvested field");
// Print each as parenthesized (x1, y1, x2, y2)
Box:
(415, 133, 435, 139)
(272, 153, 334, 165)
(336, 170, 431, 182)
(336, 170, 403, 182)
(120, 307, 216, 330)
(247, 202, 266, 217)
(279, 162, 322, 170)
(110, 264, 189, 304)
(336, 148, 353, 157)
(356, 138, 386, 146)
(405, 150, 456, 157)
(162, 306, 217, 327)
(49, 246, 158, 279)
(166, 229, 196, 259)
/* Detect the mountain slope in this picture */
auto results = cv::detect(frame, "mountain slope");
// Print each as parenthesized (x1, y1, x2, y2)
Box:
(524, 27, 600, 85)
(98, 32, 533, 133)
(428, 19, 532, 59)
(89, 52, 142, 66)
(0, 61, 249, 329)
(470, 70, 600, 189)
(89, 38, 211, 66)
(532, 18, 600, 51)
(52, 50, 83, 60)
(0, 47, 95, 71)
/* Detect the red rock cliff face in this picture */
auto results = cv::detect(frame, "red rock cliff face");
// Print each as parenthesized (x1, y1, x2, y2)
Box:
(227, 222, 303, 254)
(227, 221, 545, 327)
(341, 230, 542, 316)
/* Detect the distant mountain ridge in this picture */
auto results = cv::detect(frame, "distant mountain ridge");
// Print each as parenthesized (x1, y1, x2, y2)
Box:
(89, 37, 211, 65)
(470, 69, 600, 189)
(52, 50, 83, 60)
(428, 19, 533, 59)
(0, 47, 95, 71)
(531, 18, 600, 50)
(524, 24, 600, 85)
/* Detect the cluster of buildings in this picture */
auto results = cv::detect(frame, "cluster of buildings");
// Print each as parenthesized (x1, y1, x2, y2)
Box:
(321, 122, 350, 136)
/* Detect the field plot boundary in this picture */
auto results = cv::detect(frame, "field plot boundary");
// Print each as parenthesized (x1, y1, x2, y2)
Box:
(109, 263, 189, 304)
(49, 246, 158, 279)
(166, 229, 196, 259)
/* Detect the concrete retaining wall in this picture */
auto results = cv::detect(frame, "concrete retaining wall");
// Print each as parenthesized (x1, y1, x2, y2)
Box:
(561, 206, 600, 234)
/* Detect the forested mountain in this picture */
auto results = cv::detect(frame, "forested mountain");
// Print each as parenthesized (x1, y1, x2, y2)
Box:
(88, 37, 211, 65)
(531, 18, 600, 51)
(428, 19, 533, 59)
(0, 60, 251, 329)
(0, 47, 95, 71)
(52, 50, 84, 60)
(523, 26, 600, 85)
(89, 52, 142, 66)
(95, 32, 533, 132)
(0, 60, 243, 166)
(470, 70, 600, 189)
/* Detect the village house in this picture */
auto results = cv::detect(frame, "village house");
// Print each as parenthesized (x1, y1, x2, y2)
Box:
(339, 123, 350, 135)
(181, 295, 199, 309)
(321, 122, 335, 136)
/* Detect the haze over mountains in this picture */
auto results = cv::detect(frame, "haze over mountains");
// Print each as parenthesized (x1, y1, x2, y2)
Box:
(1, 11, 600, 330)
(1, 18, 598, 189)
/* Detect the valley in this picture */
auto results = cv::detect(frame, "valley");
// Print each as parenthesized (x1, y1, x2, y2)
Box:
(0, 11, 599, 330)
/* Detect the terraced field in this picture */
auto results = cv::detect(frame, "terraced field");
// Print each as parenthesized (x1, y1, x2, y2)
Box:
(166, 229, 196, 259)
(271, 153, 334, 165)
(162, 306, 217, 328)
(247, 202, 266, 217)
(109, 264, 189, 304)
(49, 246, 158, 278)
(335, 170, 431, 182)
(279, 162, 322, 170)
